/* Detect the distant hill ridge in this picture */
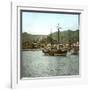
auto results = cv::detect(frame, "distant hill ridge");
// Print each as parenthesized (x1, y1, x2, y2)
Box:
(22, 32, 47, 42)
(22, 29, 79, 44)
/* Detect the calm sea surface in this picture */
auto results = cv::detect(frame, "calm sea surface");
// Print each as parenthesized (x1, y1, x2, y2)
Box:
(21, 50, 79, 78)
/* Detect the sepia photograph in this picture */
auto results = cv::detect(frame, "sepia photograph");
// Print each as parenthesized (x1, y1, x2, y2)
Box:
(20, 10, 80, 78)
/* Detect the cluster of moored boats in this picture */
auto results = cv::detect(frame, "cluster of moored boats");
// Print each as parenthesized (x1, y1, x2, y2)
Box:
(42, 44, 79, 56)
(42, 24, 79, 56)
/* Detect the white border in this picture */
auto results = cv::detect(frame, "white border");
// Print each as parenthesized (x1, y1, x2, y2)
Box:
(11, 1, 88, 88)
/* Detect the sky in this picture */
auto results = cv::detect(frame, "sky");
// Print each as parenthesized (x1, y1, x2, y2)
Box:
(22, 12, 80, 35)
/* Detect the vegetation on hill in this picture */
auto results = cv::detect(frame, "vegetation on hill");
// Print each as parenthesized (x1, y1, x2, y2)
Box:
(21, 29, 79, 49)
(49, 29, 79, 44)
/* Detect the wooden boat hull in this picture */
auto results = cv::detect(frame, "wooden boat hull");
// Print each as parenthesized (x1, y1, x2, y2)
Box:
(42, 49, 67, 56)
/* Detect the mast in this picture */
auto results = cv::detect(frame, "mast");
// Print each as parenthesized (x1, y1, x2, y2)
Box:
(57, 24, 61, 43)
(50, 28, 52, 45)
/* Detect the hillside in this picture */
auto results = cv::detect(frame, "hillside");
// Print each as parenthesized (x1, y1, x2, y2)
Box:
(21, 30, 79, 49)
(22, 30, 79, 43)
(48, 29, 79, 44)
(21, 32, 47, 42)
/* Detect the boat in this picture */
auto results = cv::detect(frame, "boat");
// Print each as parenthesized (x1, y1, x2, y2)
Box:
(71, 46, 79, 55)
(42, 48, 67, 56)
(42, 24, 67, 56)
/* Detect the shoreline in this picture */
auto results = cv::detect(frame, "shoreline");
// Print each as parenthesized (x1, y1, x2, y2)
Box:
(22, 49, 42, 51)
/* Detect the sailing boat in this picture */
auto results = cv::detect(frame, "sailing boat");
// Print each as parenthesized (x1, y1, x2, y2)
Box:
(42, 24, 67, 56)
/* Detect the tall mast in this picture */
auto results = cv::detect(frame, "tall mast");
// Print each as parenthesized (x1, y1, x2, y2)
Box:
(50, 28, 52, 45)
(57, 24, 61, 43)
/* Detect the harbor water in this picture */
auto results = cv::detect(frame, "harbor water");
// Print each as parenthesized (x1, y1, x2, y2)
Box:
(21, 50, 79, 78)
